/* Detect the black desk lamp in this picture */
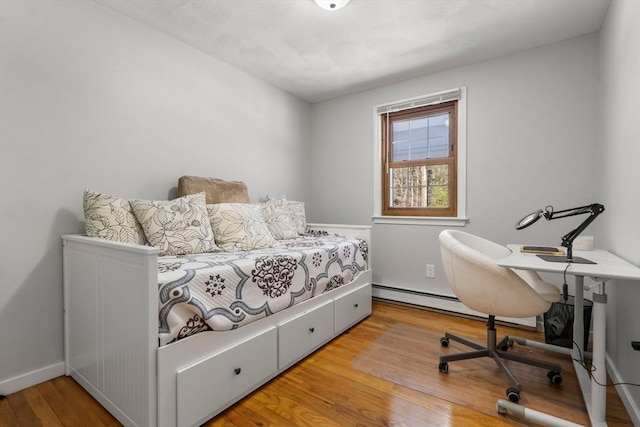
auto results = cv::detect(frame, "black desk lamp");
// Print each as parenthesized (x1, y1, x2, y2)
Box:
(515, 203, 605, 264)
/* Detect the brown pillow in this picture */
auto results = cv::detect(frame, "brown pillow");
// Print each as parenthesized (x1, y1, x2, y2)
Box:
(177, 176, 250, 204)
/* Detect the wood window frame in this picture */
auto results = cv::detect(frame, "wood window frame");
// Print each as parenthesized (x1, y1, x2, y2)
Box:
(381, 101, 458, 217)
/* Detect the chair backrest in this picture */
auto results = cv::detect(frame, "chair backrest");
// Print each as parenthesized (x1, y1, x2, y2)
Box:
(439, 229, 552, 318)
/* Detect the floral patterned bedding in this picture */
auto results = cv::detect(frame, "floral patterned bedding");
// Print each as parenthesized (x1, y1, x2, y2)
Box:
(158, 232, 369, 346)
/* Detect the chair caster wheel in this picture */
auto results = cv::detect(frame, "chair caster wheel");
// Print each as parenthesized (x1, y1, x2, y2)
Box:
(547, 371, 563, 385)
(506, 387, 520, 403)
(500, 344, 509, 351)
(440, 337, 449, 347)
(438, 362, 449, 373)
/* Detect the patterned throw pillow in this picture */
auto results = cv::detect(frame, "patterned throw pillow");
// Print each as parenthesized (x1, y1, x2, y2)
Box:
(83, 189, 147, 245)
(207, 203, 277, 252)
(287, 200, 307, 234)
(261, 197, 299, 240)
(130, 192, 219, 256)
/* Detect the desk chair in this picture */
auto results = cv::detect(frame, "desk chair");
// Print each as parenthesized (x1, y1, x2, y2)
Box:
(438, 229, 563, 403)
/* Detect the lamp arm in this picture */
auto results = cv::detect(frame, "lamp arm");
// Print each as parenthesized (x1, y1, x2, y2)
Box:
(516, 203, 605, 263)
(543, 203, 599, 220)
(554, 204, 605, 261)
(560, 205, 603, 245)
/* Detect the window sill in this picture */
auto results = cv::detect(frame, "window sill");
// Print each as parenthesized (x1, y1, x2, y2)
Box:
(372, 216, 468, 226)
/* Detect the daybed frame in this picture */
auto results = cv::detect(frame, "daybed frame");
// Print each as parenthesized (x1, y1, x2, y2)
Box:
(62, 224, 372, 427)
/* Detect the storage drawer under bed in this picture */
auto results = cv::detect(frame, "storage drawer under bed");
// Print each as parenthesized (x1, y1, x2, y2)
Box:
(277, 300, 334, 370)
(176, 327, 277, 427)
(334, 283, 372, 334)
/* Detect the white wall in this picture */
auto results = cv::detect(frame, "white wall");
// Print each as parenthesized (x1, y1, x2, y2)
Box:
(597, 0, 640, 422)
(0, 0, 310, 393)
(310, 34, 599, 297)
(3, 2, 637, 417)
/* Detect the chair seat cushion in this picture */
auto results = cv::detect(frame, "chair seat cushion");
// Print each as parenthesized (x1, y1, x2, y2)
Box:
(528, 279, 560, 302)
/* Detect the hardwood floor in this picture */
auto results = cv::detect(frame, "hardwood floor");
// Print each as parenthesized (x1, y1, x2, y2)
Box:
(1, 300, 633, 426)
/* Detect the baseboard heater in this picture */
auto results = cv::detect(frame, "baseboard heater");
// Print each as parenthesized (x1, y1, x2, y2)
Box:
(372, 284, 537, 329)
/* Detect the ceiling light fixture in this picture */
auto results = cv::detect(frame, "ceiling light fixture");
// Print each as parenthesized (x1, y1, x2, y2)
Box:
(314, 0, 350, 11)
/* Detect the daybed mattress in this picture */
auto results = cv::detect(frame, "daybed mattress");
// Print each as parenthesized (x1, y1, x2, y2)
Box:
(158, 232, 369, 345)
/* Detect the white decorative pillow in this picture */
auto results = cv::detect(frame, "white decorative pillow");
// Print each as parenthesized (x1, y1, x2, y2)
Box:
(83, 189, 147, 245)
(130, 192, 219, 256)
(287, 200, 307, 234)
(261, 197, 298, 240)
(207, 203, 277, 252)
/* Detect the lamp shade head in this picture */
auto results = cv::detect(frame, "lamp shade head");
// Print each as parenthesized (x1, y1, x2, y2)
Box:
(314, 0, 350, 10)
(515, 209, 544, 230)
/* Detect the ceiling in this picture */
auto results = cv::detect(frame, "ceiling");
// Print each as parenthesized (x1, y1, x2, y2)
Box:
(96, 0, 611, 103)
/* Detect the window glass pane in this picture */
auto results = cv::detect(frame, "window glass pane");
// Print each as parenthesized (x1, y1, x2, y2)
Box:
(410, 118, 428, 140)
(392, 120, 410, 143)
(426, 113, 449, 159)
(389, 164, 449, 208)
(391, 113, 449, 162)
(392, 140, 411, 162)
(428, 136, 448, 158)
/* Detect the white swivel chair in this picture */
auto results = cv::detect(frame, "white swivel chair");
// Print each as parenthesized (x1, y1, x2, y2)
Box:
(438, 229, 563, 403)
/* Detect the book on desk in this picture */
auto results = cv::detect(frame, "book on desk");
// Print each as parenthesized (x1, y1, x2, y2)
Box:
(520, 246, 597, 264)
(520, 246, 564, 255)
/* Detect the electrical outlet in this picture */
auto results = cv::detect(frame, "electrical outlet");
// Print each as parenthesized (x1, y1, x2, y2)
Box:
(426, 264, 435, 278)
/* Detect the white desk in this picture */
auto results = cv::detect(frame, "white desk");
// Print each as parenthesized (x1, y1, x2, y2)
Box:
(497, 246, 640, 426)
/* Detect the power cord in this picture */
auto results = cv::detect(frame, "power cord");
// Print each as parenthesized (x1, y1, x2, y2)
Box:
(572, 339, 640, 387)
(562, 262, 571, 301)
(560, 259, 640, 387)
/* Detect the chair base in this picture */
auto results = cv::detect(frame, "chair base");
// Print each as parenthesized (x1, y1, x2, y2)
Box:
(438, 316, 562, 402)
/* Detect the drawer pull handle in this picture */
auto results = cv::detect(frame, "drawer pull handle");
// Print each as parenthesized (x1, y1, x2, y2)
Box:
(309, 327, 315, 333)
(234, 368, 241, 375)
(354, 303, 359, 308)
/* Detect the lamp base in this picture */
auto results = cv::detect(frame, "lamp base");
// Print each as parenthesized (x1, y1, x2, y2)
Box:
(537, 255, 596, 265)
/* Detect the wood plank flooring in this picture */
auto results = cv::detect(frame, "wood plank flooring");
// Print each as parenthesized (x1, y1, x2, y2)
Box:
(1, 300, 633, 426)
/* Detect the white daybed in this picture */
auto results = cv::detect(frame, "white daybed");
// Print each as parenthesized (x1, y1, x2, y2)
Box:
(62, 223, 372, 427)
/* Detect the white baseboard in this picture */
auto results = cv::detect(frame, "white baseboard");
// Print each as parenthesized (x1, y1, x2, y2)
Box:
(372, 284, 537, 328)
(0, 361, 65, 396)
(607, 353, 640, 426)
